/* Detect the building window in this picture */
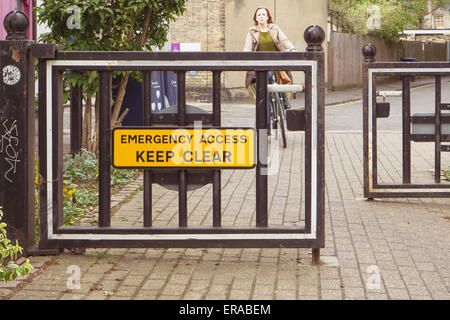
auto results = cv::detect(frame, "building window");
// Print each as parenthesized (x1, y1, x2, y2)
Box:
(432, 14, 445, 29)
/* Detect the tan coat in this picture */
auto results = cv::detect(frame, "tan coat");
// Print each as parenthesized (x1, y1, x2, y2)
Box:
(244, 24, 296, 88)
(244, 24, 295, 52)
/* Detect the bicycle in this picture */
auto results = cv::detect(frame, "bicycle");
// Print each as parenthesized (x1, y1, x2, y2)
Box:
(268, 79, 305, 148)
(247, 74, 304, 148)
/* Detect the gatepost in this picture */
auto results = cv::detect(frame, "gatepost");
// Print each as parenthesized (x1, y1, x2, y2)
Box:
(0, 10, 35, 252)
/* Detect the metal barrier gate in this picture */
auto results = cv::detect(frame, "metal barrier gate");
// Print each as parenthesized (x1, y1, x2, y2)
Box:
(362, 44, 450, 198)
(0, 12, 325, 264)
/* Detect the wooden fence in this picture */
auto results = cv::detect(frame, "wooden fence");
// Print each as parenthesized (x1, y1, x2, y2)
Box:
(327, 32, 448, 90)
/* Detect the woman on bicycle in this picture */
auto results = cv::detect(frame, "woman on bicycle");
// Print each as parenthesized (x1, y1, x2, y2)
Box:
(243, 7, 295, 126)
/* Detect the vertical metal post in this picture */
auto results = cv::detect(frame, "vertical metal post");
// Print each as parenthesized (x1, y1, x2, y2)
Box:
(179, 171, 188, 227)
(53, 69, 64, 233)
(38, 59, 48, 245)
(177, 71, 187, 227)
(143, 71, 152, 227)
(402, 76, 411, 184)
(212, 71, 221, 227)
(255, 71, 268, 227)
(70, 84, 82, 154)
(33, 43, 61, 255)
(372, 75, 378, 187)
(362, 44, 377, 199)
(304, 70, 312, 233)
(435, 75, 441, 183)
(305, 25, 326, 265)
(0, 10, 35, 250)
(98, 71, 111, 227)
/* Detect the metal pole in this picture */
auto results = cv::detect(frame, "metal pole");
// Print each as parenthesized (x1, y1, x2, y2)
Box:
(255, 71, 268, 228)
(98, 71, 112, 227)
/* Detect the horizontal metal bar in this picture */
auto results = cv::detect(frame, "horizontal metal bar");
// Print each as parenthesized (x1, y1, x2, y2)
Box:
(367, 62, 450, 68)
(55, 51, 320, 61)
(441, 145, 450, 152)
(440, 103, 450, 111)
(57, 226, 307, 234)
(268, 84, 304, 93)
(411, 134, 450, 142)
(53, 65, 312, 72)
(366, 192, 450, 198)
(372, 72, 450, 76)
(39, 238, 321, 249)
(411, 113, 450, 123)
(372, 183, 450, 189)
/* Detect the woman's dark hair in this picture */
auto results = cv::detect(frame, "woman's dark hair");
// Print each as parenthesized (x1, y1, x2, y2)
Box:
(253, 7, 274, 25)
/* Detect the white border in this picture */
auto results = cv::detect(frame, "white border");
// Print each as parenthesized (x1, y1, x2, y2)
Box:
(368, 67, 450, 194)
(46, 59, 318, 241)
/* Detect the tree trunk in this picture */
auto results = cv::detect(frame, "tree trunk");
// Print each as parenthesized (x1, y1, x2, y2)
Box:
(111, 73, 129, 129)
(82, 95, 92, 150)
(93, 92, 100, 156)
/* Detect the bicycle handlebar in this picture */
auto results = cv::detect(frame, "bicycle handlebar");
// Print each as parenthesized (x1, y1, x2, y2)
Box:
(267, 84, 305, 93)
(376, 90, 402, 97)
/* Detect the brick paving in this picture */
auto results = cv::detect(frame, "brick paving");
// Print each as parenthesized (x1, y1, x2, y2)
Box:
(1, 125, 449, 300)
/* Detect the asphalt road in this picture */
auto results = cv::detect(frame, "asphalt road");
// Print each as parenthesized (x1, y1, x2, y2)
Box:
(325, 77, 450, 132)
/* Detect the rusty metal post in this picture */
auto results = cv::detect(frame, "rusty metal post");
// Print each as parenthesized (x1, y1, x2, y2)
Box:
(255, 71, 268, 228)
(400, 57, 416, 184)
(0, 10, 36, 252)
(435, 75, 441, 183)
(98, 71, 112, 227)
(362, 44, 377, 199)
(70, 84, 82, 155)
(143, 71, 152, 227)
(402, 75, 411, 184)
(212, 71, 221, 228)
(304, 25, 326, 266)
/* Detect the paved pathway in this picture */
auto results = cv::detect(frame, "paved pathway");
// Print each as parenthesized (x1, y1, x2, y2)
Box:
(1, 128, 449, 300)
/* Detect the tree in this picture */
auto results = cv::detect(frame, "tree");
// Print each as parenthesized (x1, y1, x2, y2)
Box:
(328, 0, 448, 42)
(35, 0, 186, 153)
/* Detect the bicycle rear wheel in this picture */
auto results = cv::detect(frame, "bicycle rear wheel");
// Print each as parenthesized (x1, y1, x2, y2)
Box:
(274, 93, 287, 148)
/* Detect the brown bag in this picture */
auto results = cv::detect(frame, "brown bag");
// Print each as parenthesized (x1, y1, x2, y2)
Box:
(274, 70, 292, 85)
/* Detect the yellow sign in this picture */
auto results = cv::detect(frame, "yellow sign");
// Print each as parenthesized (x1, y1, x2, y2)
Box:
(112, 128, 255, 168)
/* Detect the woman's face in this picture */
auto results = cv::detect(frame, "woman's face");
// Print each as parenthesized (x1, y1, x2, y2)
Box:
(255, 8, 268, 25)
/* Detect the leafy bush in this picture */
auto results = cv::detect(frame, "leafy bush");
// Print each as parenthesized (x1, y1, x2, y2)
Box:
(34, 149, 139, 230)
(0, 209, 33, 283)
(329, 0, 448, 42)
(63, 150, 139, 225)
(63, 149, 138, 187)
(444, 167, 450, 181)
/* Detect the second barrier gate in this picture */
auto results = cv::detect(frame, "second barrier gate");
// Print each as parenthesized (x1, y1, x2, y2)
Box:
(362, 44, 450, 198)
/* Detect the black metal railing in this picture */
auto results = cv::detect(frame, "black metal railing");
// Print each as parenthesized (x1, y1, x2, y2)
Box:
(0, 10, 326, 263)
(362, 43, 450, 198)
